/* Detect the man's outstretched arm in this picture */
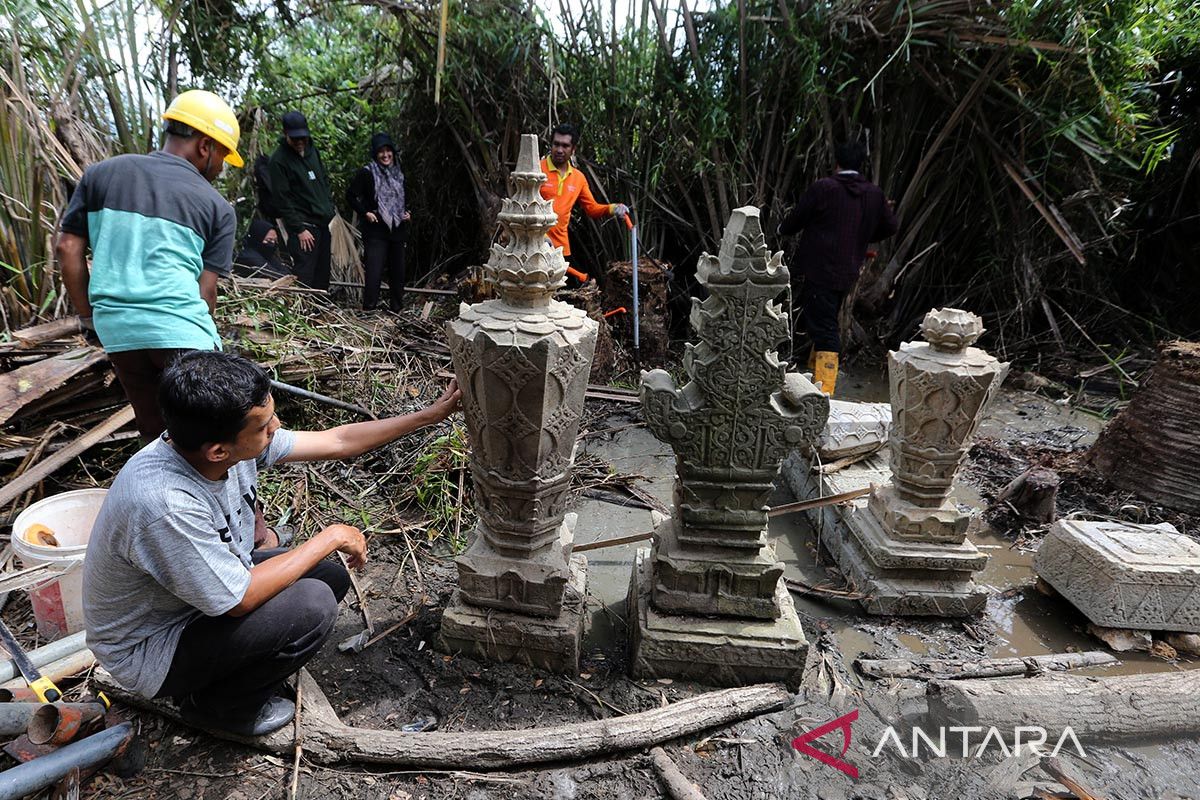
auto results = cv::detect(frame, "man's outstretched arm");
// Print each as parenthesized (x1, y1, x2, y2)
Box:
(279, 380, 461, 463)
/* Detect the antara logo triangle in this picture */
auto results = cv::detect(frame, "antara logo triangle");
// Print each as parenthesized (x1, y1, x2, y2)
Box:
(791, 709, 859, 779)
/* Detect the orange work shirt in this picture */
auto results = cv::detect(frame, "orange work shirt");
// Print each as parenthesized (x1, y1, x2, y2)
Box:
(540, 157, 614, 257)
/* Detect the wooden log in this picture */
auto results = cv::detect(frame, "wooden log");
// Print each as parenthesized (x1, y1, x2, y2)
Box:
(994, 466, 1060, 523)
(0, 405, 135, 508)
(0, 347, 107, 425)
(8, 318, 82, 348)
(1088, 340, 1200, 512)
(95, 668, 791, 768)
(649, 747, 707, 800)
(927, 670, 1200, 741)
(857, 651, 1119, 681)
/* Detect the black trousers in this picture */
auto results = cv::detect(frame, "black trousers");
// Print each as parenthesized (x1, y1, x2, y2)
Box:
(799, 283, 847, 354)
(363, 226, 408, 310)
(155, 548, 350, 712)
(107, 348, 187, 442)
(288, 223, 332, 290)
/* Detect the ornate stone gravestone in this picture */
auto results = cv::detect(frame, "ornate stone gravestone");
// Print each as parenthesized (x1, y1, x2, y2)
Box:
(1035, 520, 1200, 633)
(438, 134, 595, 672)
(829, 308, 1009, 616)
(628, 206, 829, 688)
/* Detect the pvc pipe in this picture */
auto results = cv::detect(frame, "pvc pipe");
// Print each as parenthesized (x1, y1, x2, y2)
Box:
(631, 224, 640, 353)
(0, 721, 133, 800)
(0, 649, 94, 692)
(0, 631, 87, 683)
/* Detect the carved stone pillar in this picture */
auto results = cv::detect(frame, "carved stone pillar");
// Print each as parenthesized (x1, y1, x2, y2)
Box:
(832, 308, 1009, 616)
(628, 207, 828, 689)
(438, 134, 595, 672)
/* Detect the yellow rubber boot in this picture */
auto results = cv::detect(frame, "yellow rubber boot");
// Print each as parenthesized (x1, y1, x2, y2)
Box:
(813, 351, 839, 396)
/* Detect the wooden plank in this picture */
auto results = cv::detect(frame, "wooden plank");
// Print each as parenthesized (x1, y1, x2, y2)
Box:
(0, 347, 107, 424)
(0, 405, 135, 507)
(10, 318, 82, 347)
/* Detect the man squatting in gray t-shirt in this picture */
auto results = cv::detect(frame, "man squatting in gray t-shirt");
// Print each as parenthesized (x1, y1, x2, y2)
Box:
(83, 351, 461, 736)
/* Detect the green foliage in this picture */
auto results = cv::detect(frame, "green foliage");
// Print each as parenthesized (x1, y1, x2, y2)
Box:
(406, 423, 470, 553)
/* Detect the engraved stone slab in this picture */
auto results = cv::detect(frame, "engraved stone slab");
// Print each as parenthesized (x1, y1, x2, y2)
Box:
(628, 549, 808, 690)
(818, 399, 891, 460)
(439, 555, 588, 673)
(1035, 519, 1200, 632)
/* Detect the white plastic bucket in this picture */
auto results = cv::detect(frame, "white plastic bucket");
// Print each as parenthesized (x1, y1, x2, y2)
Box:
(10, 489, 107, 640)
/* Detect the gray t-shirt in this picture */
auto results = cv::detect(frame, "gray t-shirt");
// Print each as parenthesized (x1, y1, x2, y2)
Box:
(82, 429, 295, 697)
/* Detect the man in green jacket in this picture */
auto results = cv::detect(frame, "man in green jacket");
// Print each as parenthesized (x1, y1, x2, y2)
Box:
(267, 111, 336, 290)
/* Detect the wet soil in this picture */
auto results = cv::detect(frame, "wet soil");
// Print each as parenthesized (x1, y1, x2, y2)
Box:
(8, 363, 1200, 799)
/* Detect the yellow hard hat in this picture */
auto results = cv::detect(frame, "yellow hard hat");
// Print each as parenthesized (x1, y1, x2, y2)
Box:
(162, 90, 244, 168)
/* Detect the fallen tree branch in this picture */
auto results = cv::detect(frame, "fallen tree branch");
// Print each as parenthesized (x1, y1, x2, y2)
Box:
(857, 651, 1118, 681)
(928, 670, 1200, 741)
(0, 405, 135, 507)
(95, 669, 791, 768)
(767, 486, 873, 518)
(649, 746, 707, 800)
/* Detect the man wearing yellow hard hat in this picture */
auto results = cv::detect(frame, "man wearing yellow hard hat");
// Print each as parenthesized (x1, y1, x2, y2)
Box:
(58, 89, 243, 442)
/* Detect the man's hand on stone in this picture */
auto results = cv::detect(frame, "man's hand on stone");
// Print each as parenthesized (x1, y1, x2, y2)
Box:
(298, 229, 316, 252)
(325, 523, 367, 569)
(426, 379, 462, 424)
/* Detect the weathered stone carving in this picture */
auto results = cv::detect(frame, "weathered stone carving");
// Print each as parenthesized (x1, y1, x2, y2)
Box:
(629, 206, 828, 688)
(827, 308, 1009, 616)
(1035, 519, 1200, 633)
(439, 134, 594, 672)
(818, 399, 891, 460)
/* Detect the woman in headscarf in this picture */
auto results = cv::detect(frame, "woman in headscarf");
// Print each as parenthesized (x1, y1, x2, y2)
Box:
(347, 133, 411, 311)
(233, 218, 288, 279)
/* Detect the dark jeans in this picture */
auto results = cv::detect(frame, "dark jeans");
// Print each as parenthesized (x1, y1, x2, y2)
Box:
(107, 348, 187, 442)
(288, 223, 332, 290)
(363, 226, 408, 310)
(799, 283, 847, 354)
(155, 548, 350, 713)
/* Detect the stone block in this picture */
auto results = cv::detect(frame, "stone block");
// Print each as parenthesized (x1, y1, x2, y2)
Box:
(629, 549, 808, 689)
(649, 517, 783, 620)
(784, 453, 988, 617)
(455, 514, 575, 617)
(818, 399, 890, 460)
(1034, 519, 1200, 633)
(439, 554, 588, 674)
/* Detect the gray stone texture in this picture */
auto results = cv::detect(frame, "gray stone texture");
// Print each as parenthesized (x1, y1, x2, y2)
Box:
(440, 555, 588, 673)
(628, 549, 808, 690)
(785, 308, 1007, 617)
(441, 134, 595, 671)
(1035, 519, 1200, 633)
(629, 206, 826, 686)
(818, 399, 891, 460)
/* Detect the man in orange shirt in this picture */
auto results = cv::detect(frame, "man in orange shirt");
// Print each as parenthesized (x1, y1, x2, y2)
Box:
(540, 123, 629, 263)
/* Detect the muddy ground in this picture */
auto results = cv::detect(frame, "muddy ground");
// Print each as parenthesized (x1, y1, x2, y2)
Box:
(6, 359, 1200, 800)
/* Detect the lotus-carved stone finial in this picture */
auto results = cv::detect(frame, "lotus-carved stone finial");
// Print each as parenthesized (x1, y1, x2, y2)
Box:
(921, 307, 984, 352)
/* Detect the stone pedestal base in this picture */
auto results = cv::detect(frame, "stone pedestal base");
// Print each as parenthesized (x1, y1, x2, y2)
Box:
(782, 451, 987, 618)
(438, 555, 587, 674)
(650, 518, 782, 620)
(628, 549, 808, 689)
(455, 514, 578, 618)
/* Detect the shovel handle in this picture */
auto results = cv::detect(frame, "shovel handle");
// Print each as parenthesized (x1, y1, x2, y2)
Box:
(566, 266, 589, 283)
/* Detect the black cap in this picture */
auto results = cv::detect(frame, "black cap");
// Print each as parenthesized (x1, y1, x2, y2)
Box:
(282, 110, 310, 139)
(370, 132, 396, 157)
